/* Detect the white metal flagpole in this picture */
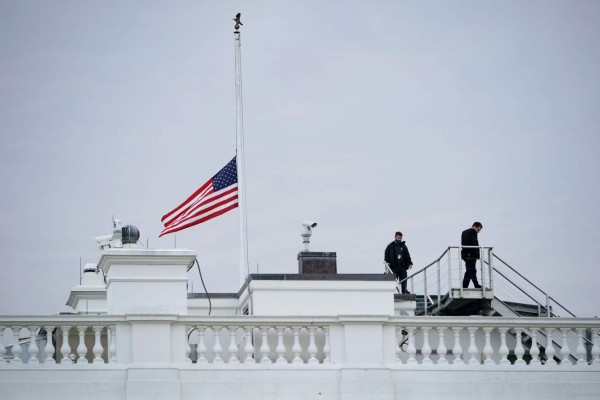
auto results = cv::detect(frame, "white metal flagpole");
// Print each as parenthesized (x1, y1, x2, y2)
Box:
(234, 13, 249, 288)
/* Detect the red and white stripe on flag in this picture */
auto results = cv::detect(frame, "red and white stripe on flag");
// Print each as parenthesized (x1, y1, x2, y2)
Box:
(159, 157, 238, 237)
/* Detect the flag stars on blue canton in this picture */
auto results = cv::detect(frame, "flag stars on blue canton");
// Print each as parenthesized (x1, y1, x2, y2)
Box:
(213, 157, 238, 191)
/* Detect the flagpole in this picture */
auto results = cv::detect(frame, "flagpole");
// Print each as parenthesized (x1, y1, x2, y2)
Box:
(234, 15, 249, 288)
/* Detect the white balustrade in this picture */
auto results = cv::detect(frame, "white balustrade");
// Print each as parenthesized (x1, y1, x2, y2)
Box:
(2, 316, 598, 370)
(392, 318, 600, 367)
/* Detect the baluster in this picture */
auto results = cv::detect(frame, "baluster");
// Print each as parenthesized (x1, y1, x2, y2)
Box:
(498, 328, 510, 365)
(28, 326, 39, 365)
(259, 326, 271, 364)
(528, 328, 541, 365)
(436, 327, 448, 364)
(514, 328, 526, 365)
(92, 326, 104, 364)
(10, 326, 23, 364)
(482, 327, 494, 365)
(60, 326, 71, 364)
(406, 327, 417, 365)
(0, 327, 5, 363)
(292, 326, 303, 364)
(76, 326, 87, 364)
(395, 327, 402, 362)
(275, 326, 287, 364)
(109, 326, 116, 363)
(591, 328, 600, 365)
(576, 328, 587, 365)
(44, 326, 56, 364)
(559, 328, 572, 366)
(544, 328, 557, 365)
(185, 326, 193, 364)
(243, 326, 254, 364)
(212, 326, 223, 364)
(322, 326, 330, 364)
(308, 327, 318, 364)
(228, 326, 240, 364)
(452, 327, 464, 364)
(467, 327, 479, 365)
(421, 327, 432, 364)
(196, 327, 208, 364)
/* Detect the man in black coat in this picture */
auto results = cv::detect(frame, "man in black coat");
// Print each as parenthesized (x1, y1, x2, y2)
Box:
(384, 232, 414, 294)
(461, 222, 483, 288)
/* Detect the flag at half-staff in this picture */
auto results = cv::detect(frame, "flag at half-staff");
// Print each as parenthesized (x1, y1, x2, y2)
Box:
(159, 156, 238, 237)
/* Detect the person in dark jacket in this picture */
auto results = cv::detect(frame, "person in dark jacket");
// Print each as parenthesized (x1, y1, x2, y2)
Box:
(384, 232, 414, 294)
(461, 222, 483, 288)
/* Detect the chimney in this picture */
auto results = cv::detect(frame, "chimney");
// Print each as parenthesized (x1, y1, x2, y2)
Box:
(297, 251, 337, 274)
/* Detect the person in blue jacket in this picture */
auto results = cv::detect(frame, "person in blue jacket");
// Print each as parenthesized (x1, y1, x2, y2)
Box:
(384, 232, 414, 294)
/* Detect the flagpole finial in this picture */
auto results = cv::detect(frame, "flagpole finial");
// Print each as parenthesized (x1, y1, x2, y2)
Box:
(233, 13, 243, 32)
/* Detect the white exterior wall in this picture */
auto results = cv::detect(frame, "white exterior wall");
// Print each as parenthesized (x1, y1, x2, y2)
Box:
(249, 280, 396, 316)
(1, 366, 599, 400)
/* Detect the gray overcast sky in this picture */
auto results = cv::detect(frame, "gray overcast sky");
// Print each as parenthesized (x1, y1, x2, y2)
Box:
(1, 1, 599, 317)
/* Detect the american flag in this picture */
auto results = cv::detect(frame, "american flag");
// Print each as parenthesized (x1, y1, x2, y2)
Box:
(159, 157, 238, 237)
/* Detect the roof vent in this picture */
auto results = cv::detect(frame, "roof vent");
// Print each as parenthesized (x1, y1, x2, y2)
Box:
(122, 225, 140, 245)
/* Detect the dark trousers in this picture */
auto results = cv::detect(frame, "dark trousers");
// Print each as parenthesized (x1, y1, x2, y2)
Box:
(396, 268, 408, 294)
(462, 259, 480, 288)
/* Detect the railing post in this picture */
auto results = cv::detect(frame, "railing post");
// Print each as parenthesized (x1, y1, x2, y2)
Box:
(423, 272, 428, 315)
(0, 327, 5, 363)
(437, 260, 441, 310)
(488, 248, 494, 292)
(447, 248, 452, 299)
(458, 247, 464, 298)
(546, 295, 551, 318)
(480, 247, 485, 295)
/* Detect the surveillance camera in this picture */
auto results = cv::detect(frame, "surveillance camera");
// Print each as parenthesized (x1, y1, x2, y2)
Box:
(95, 234, 113, 251)
(302, 221, 317, 228)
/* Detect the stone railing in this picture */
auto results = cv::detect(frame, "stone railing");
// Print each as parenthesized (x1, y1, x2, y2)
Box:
(0, 315, 123, 365)
(2, 315, 599, 368)
(389, 316, 600, 366)
(177, 316, 336, 365)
